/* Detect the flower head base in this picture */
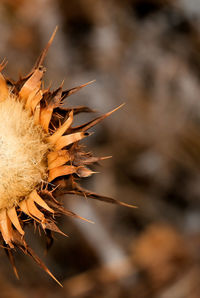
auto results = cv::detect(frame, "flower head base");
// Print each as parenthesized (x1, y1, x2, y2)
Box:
(0, 96, 49, 210)
(0, 29, 135, 285)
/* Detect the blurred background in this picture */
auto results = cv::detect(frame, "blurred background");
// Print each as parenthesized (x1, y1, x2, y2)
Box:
(0, 0, 200, 297)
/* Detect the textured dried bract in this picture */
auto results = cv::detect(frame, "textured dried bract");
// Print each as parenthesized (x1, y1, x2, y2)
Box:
(0, 29, 135, 285)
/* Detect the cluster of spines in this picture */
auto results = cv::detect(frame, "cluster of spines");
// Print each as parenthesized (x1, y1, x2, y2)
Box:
(0, 29, 135, 285)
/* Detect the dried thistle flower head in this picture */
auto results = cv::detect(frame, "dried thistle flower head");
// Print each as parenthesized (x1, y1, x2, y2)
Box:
(0, 29, 134, 285)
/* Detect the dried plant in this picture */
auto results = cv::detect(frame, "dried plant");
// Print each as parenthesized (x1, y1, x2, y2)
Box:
(0, 28, 134, 285)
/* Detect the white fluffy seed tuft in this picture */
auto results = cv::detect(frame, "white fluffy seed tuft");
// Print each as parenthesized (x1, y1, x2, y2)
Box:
(0, 95, 50, 210)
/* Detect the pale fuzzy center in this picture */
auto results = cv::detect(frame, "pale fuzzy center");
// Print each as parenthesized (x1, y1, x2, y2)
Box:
(0, 96, 50, 210)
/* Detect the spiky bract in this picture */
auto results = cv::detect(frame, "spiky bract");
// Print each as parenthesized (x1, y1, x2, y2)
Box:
(0, 29, 134, 285)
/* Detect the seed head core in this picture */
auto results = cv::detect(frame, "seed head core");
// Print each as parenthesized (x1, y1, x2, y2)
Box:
(0, 95, 49, 210)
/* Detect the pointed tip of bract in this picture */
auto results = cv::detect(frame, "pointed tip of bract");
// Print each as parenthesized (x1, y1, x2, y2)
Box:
(34, 26, 58, 70)
(106, 103, 125, 116)
(72, 103, 125, 132)
(47, 270, 63, 287)
(118, 201, 138, 209)
(62, 79, 96, 100)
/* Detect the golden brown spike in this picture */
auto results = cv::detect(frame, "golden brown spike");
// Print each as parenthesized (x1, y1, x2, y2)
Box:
(67, 183, 138, 209)
(43, 266, 63, 287)
(47, 111, 73, 144)
(0, 209, 14, 248)
(34, 26, 58, 70)
(40, 106, 53, 132)
(56, 205, 94, 224)
(21, 239, 63, 287)
(26, 196, 45, 222)
(0, 73, 9, 102)
(26, 90, 43, 111)
(40, 86, 63, 132)
(48, 165, 77, 182)
(43, 220, 68, 237)
(0, 59, 7, 72)
(12, 229, 63, 287)
(25, 90, 35, 110)
(31, 91, 43, 111)
(19, 200, 43, 225)
(55, 132, 90, 150)
(19, 200, 31, 217)
(19, 68, 44, 102)
(7, 207, 24, 236)
(59, 105, 95, 114)
(81, 155, 112, 165)
(48, 153, 71, 170)
(47, 150, 69, 165)
(72, 104, 125, 132)
(62, 80, 96, 99)
(77, 166, 97, 178)
(6, 248, 19, 280)
(47, 151, 59, 164)
(30, 190, 54, 213)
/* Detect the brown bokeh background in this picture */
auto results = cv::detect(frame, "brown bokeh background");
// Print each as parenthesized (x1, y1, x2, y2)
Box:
(1, 0, 200, 297)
